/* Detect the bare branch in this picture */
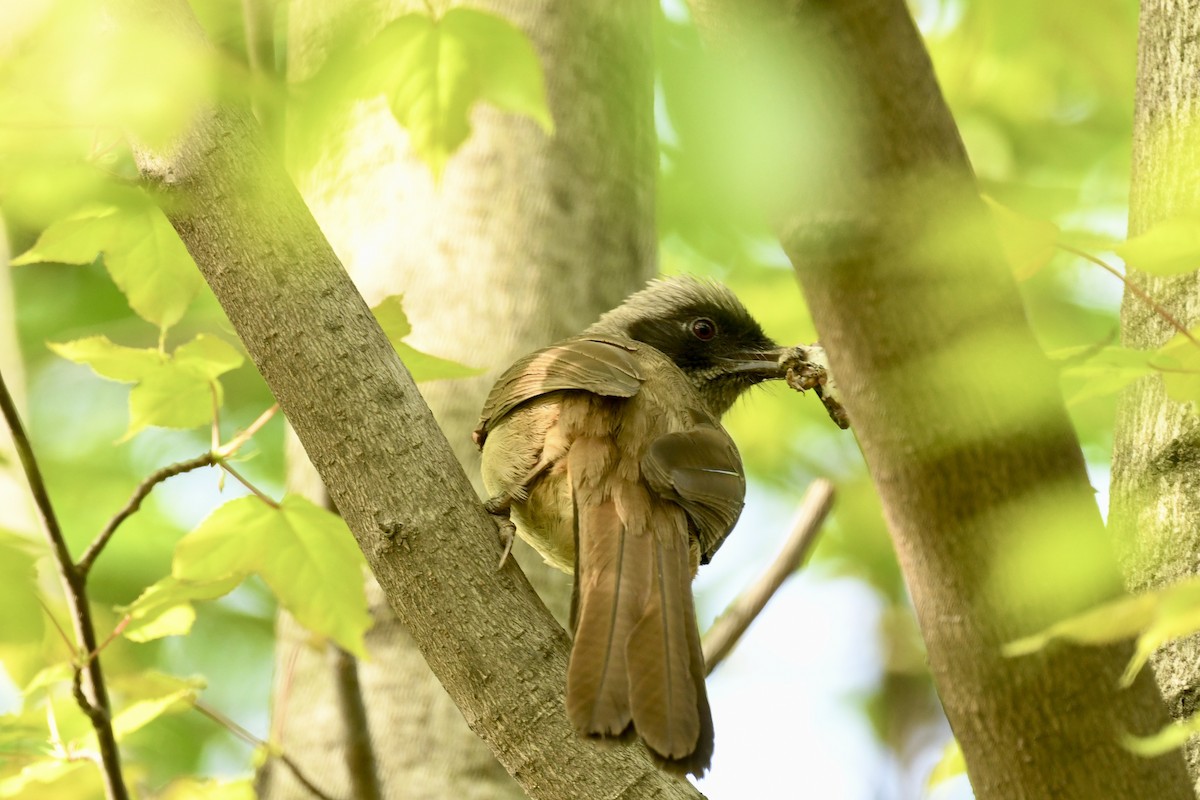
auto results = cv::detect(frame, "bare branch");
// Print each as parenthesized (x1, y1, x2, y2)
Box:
(0, 368, 129, 800)
(78, 451, 219, 576)
(1058, 243, 1200, 348)
(332, 646, 383, 800)
(194, 701, 342, 800)
(703, 479, 834, 674)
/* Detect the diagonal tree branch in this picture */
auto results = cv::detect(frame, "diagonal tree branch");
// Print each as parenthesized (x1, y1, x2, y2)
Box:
(702, 478, 833, 674)
(126, 2, 701, 796)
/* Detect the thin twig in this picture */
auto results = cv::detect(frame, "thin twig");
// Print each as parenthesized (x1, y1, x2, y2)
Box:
(0, 369, 129, 800)
(702, 479, 835, 675)
(332, 646, 383, 800)
(1059, 243, 1200, 348)
(77, 452, 219, 576)
(216, 402, 279, 458)
(219, 461, 280, 508)
(194, 701, 343, 800)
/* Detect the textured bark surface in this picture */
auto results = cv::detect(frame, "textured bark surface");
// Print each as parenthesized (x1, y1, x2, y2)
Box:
(133, 3, 699, 797)
(1111, 0, 1200, 788)
(263, 1, 658, 797)
(692, 0, 1192, 798)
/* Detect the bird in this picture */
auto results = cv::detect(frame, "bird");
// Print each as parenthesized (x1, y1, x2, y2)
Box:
(473, 275, 800, 777)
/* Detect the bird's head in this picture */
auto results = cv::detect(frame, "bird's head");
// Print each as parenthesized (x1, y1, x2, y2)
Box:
(586, 275, 792, 417)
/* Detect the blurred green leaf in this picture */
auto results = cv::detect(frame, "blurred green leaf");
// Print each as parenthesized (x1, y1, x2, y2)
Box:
(983, 196, 1060, 280)
(1124, 716, 1200, 758)
(1114, 216, 1200, 276)
(49, 333, 243, 438)
(1153, 328, 1200, 403)
(1005, 578, 1200, 687)
(362, 8, 554, 178)
(157, 777, 256, 800)
(103, 671, 205, 741)
(173, 495, 371, 656)
(120, 575, 244, 642)
(14, 203, 202, 331)
(0, 531, 45, 648)
(927, 738, 966, 789)
(1050, 344, 1156, 405)
(371, 296, 483, 381)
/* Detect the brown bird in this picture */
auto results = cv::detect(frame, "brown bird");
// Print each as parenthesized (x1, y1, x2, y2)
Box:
(473, 276, 798, 777)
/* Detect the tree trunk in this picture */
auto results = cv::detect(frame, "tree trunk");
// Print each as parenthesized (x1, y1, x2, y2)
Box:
(1111, 0, 1200, 789)
(263, 1, 657, 798)
(132, 1, 697, 798)
(690, 1, 1192, 797)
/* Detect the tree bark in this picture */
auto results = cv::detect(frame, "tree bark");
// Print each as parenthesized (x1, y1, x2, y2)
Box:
(691, 1, 1192, 798)
(1111, 0, 1200, 789)
(264, 1, 657, 797)
(132, 2, 698, 798)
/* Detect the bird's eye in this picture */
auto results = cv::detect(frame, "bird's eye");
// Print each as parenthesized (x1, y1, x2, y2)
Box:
(691, 317, 717, 341)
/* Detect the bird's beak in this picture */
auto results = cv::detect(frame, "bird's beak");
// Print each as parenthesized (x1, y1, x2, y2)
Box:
(719, 345, 796, 379)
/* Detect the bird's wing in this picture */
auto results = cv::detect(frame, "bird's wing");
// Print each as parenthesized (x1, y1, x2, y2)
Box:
(474, 337, 644, 445)
(641, 424, 746, 563)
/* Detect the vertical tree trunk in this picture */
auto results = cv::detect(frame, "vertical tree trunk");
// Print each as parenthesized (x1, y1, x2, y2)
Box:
(262, 2, 656, 797)
(1110, 0, 1200, 788)
(690, 0, 1192, 797)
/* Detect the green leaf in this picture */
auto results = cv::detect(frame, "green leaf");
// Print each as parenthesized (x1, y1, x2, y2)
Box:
(1004, 589, 1161, 657)
(927, 738, 966, 789)
(1048, 345, 1156, 405)
(1124, 716, 1200, 758)
(47, 335, 163, 382)
(371, 295, 413, 343)
(1154, 328, 1200, 404)
(393, 342, 485, 381)
(1114, 216, 1200, 277)
(157, 777, 256, 800)
(10, 204, 116, 267)
(173, 495, 371, 656)
(983, 196, 1060, 280)
(103, 671, 204, 741)
(22, 663, 73, 696)
(365, 8, 554, 177)
(1004, 578, 1200, 687)
(51, 333, 243, 438)
(120, 575, 243, 642)
(14, 202, 202, 330)
(0, 531, 45, 648)
(371, 296, 482, 381)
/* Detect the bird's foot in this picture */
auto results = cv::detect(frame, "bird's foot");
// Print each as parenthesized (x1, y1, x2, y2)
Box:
(485, 495, 518, 569)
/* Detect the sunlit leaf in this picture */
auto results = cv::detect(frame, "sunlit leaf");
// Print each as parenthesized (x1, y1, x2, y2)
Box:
(103, 671, 205, 741)
(22, 663, 72, 696)
(984, 196, 1060, 280)
(14, 202, 202, 330)
(371, 296, 482, 381)
(157, 777, 256, 800)
(1153, 328, 1200, 404)
(47, 336, 163, 383)
(50, 333, 243, 438)
(1048, 345, 1156, 405)
(120, 575, 243, 642)
(927, 738, 966, 788)
(173, 495, 371, 656)
(0, 531, 45, 648)
(1005, 578, 1200, 687)
(371, 295, 413, 343)
(1114, 216, 1200, 276)
(363, 8, 554, 177)
(1124, 716, 1200, 758)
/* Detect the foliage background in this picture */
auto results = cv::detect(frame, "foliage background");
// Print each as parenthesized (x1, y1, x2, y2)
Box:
(0, 0, 1147, 797)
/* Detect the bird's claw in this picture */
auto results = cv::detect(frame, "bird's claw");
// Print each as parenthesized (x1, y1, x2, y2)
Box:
(495, 516, 516, 569)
